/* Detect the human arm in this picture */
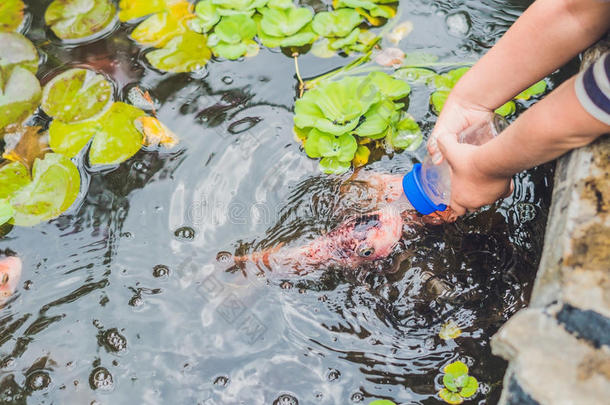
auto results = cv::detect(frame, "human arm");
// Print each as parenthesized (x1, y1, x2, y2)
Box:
(428, 0, 610, 159)
(437, 74, 610, 215)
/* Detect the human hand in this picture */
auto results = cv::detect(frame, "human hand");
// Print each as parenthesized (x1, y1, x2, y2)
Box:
(436, 132, 513, 216)
(428, 94, 494, 163)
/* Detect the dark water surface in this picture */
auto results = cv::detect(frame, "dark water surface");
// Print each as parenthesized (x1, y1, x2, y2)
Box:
(1, 0, 578, 404)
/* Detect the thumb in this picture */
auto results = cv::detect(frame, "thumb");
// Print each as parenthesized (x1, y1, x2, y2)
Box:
(436, 130, 460, 167)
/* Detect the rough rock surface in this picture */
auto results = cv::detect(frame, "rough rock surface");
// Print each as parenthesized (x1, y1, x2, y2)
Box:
(491, 40, 610, 405)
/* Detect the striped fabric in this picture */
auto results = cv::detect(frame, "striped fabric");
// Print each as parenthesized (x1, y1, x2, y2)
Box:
(575, 51, 610, 125)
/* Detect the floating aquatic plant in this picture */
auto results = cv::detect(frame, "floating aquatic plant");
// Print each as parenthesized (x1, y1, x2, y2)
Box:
(0, 33, 41, 131)
(45, 0, 116, 40)
(41, 68, 113, 123)
(0, 0, 25, 32)
(256, 6, 316, 48)
(429, 67, 547, 116)
(439, 320, 462, 340)
(119, 0, 212, 72)
(369, 400, 396, 405)
(438, 361, 479, 404)
(0, 152, 80, 227)
(294, 71, 421, 174)
(209, 13, 258, 59)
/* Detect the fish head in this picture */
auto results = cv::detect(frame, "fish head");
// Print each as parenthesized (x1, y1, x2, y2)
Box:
(0, 256, 22, 301)
(328, 206, 403, 265)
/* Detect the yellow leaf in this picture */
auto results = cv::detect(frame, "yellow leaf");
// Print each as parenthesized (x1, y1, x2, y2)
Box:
(129, 0, 194, 47)
(387, 21, 414, 44)
(352, 145, 370, 167)
(439, 320, 462, 340)
(136, 117, 179, 148)
(293, 126, 308, 143)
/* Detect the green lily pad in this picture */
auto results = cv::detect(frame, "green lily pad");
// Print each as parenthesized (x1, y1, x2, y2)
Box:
(214, 14, 256, 44)
(146, 31, 211, 72)
(515, 79, 547, 100)
(444, 361, 469, 377)
(393, 67, 437, 84)
(118, 0, 169, 21)
(49, 102, 145, 165)
(459, 376, 479, 398)
(259, 7, 313, 37)
(318, 157, 350, 174)
(439, 388, 463, 405)
(0, 66, 41, 131)
(0, 153, 80, 227)
(41, 68, 113, 123)
(312, 8, 361, 38)
(366, 71, 411, 100)
(131, 9, 189, 47)
(0, 200, 15, 226)
(430, 90, 449, 114)
(191, 0, 220, 33)
(369, 401, 396, 405)
(494, 100, 516, 117)
(353, 99, 396, 137)
(0, 0, 25, 32)
(389, 115, 422, 150)
(0, 32, 39, 75)
(45, 0, 116, 40)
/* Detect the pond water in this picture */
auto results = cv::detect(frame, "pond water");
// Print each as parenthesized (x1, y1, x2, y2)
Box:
(0, 0, 580, 404)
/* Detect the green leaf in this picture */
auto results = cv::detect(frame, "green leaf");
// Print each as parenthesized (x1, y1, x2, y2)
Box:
(191, 0, 220, 32)
(0, 200, 15, 226)
(430, 90, 449, 114)
(494, 100, 516, 117)
(329, 28, 360, 50)
(319, 157, 350, 174)
(444, 361, 469, 378)
(211, 0, 268, 13)
(439, 320, 462, 340)
(369, 401, 397, 405)
(443, 373, 459, 392)
(0, 32, 39, 75)
(304, 129, 357, 162)
(118, 0, 169, 21)
(311, 38, 336, 58)
(215, 14, 257, 44)
(353, 99, 396, 137)
(352, 145, 370, 167)
(393, 68, 437, 85)
(0, 0, 25, 32)
(402, 52, 439, 67)
(390, 115, 422, 150)
(130, 1, 193, 47)
(433, 67, 469, 90)
(439, 388, 463, 405)
(312, 9, 361, 38)
(266, 0, 293, 9)
(515, 79, 547, 100)
(49, 102, 145, 165)
(0, 154, 80, 227)
(0, 66, 41, 131)
(459, 376, 478, 398)
(213, 41, 248, 59)
(259, 7, 313, 37)
(45, 0, 116, 40)
(41, 68, 113, 123)
(146, 31, 211, 72)
(366, 71, 411, 100)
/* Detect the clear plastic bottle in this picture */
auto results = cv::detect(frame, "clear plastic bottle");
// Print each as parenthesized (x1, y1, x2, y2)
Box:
(399, 114, 508, 215)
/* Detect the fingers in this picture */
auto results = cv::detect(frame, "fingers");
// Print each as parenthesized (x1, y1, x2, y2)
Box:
(502, 179, 515, 199)
(435, 130, 460, 166)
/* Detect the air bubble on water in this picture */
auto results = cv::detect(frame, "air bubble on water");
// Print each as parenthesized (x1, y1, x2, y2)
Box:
(350, 393, 364, 402)
(152, 264, 170, 278)
(222, 76, 233, 84)
(100, 328, 127, 352)
(446, 11, 471, 37)
(174, 226, 196, 241)
(27, 371, 51, 391)
(89, 367, 113, 391)
(326, 368, 341, 381)
(216, 251, 232, 263)
(273, 394, 298, 405)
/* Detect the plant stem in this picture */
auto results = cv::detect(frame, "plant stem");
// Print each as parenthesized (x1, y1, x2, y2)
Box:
(293, 52, 304, 98)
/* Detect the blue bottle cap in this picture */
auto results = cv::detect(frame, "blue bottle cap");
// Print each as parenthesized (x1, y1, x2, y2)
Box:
(402, 163, 447, 215)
